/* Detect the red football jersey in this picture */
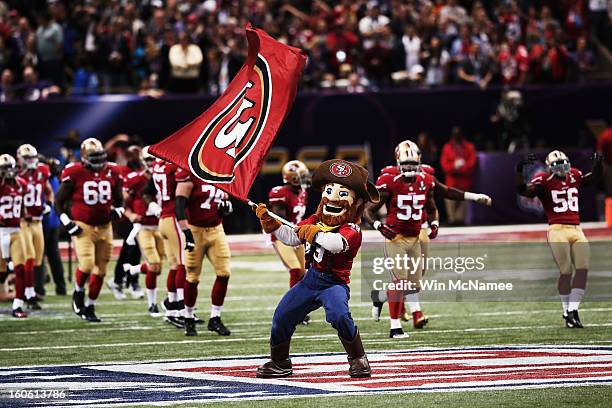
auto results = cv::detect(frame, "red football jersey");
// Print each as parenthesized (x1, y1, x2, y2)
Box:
(268, 185, 308, 224)
(177, 169, 225, 228)
(152, 159, 181, 219)
(19, 163, 50, 218)
(529, 168, 582, 225)
(299, 214, 362, 284)
(60, 162, 123, 226)
(376, 171, 435, 237)
(0, 177, 26, 227)
(123, 171, 158, 226)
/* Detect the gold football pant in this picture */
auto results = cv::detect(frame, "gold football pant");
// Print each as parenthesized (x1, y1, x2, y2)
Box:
(547, 224, 590, 275)
(159, 216, 184, 269)
(272, 240, 305, 270)
(185, 224, 231, 283)
(138, 227, 165, 268)
(73, 222, 113, 276)
(384, 234, 423, 291)
(20, 219, 45, 266)
(419, 228, 430, 273)
(0, 228, 26, 270)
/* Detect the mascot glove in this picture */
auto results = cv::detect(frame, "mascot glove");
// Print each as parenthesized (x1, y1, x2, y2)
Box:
(294, 224, 322, 244)
(254, 203, 281, 234)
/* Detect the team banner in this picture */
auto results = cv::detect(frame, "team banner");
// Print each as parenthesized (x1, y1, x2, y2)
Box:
(150, 24, 306, 201)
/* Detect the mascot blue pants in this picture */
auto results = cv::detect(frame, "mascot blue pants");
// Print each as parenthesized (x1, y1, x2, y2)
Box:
(270, 267, 357, 345)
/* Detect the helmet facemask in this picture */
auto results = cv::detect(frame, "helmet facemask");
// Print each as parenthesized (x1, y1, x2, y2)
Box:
(398, 160, 420, 178)
(0, 162, 17, 180)
(21, 155, 39, 170)
(549, 159, 570, 177)
(83, 151, 107, 171)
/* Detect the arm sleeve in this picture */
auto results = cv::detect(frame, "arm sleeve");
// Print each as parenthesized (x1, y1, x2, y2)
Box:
(314, 232, 347, 254)
(273, 225, 302, 247)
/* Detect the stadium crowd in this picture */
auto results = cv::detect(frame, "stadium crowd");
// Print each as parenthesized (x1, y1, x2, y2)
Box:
(0, 0, 610, 100)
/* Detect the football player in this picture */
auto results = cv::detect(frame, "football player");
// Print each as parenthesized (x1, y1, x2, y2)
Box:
(152, 157, 187, 327)
(55, 138, 125, 322)
(122, 147, 164, 316)
(16, 144, 54, 310)
(268, 160, 310, 288)
(364, 140, 439, 338)
(371, 155, 492, 323)
(0, 154, 28, 318)
(517, 150, 602, 328)
(175, 168, 233, 336)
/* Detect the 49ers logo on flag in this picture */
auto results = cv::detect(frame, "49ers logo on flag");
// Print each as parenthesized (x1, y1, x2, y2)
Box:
(150, 25, 306, 201)
(189, 55, 272, 183)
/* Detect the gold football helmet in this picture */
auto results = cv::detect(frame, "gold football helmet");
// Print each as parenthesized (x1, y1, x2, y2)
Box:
(282, 160, 311, 190)
(140, 146, 156, 171)
(80, 138, 107, 171)
(17, 144, 39, 170)
(0, 154, 18, 180)
(395, 139, 421, 177)
(546, 150, 570, 177)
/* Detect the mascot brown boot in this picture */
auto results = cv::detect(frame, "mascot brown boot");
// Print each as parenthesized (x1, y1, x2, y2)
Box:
(256, 340, 293, 378)
(339, 328, 371, 378)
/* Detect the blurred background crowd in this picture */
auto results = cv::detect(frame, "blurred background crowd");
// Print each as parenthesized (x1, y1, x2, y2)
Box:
(0, 0, 611, 101)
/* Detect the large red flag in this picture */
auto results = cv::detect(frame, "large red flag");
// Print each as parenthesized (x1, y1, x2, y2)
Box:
(150, 25, 306, 201)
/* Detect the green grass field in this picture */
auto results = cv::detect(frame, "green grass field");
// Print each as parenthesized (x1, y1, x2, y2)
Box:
(2, 246, 612, 407)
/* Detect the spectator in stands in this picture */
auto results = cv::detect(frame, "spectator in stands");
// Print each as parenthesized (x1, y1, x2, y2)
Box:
(402, 24, 421, 73)
(359, 3, 392, 86)
(21, 66, 59, 101)
(0, 68, 15, 102)
(498, 37, 528, 86)
(421, 36, 449, 86)
(35, 11, 63, 86)
(457, 42, 493, 89)
(440, 126, 477, 225)
(168, 32, 203, 93)
(570, 36, 596, 82)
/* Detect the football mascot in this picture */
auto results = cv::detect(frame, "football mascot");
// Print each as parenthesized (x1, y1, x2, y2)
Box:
(253, 159, 379, 378)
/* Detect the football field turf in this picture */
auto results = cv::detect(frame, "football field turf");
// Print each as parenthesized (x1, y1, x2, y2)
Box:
(2, 238, 612, 407)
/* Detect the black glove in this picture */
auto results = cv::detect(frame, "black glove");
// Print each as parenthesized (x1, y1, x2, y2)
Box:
(183, 228, 195, 252)
(515, 153, 537, 172)
(60, 213, 82, 236)
(593, 152, 603, 164)
(218, 200, 233, 216)
(110, 206, 125, 221)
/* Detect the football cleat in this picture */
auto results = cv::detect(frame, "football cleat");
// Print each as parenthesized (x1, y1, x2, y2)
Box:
(372, 303, 383, 322)
(130, 282, 144, 299)
(106, 280, 126, 300)
(26, 297, 42, 310)
(389, 328, 409, 339)
(301, 315, 311, 326)
(401, 305, 410, 322)
(208, 317, 231, 336)
(412, 310, 429, 329)
(193, 314, 204, 325)
(72, 290, 85, 316)
(184, 318, 197, 336)
(563, 313, 574, 328)
(12, 307, 28, 318)
(568, 310, 583, 328)
(83, 305, 101, 322)
(148, 304, 161, 317)
(164, 315, 185, 328)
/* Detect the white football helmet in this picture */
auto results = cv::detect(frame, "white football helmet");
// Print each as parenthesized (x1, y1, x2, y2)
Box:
(0, 154, 18, 180)
(395, 140, 421, 177)
(140, 146, 156, 171)
(545, 150, 570, 177)
(282, 160, 311, 190)
(17, 144, 39, 170)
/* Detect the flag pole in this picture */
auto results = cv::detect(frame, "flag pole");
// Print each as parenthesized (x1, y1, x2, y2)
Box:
(247, 199, 296, 228)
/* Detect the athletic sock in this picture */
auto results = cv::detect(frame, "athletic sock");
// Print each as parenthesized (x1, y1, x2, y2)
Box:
(24, 259, 34, 293)
(85, 297, 96, 307)
(146, 289, 156, 307)
(567, 288, 585, 312)
(288, 269, 302, 288)
(168, 292, 177, 303)
(25, 287, 36, 299)
(184, 281, 198, 308)
(75, 268, 89, 291)
(175, 265, 186, 301)
(14, 264, 25, 301)
(390, 318, 402, 330)
(211, 276, 229, 307)
(211, 305, 223, 318)
(166, 268, 177, 292)
(404, 293, 421, 313)
(145, 270, 157, 290)
(88, 274, 104, 300)
(12, 298, 24, 309)
(560, 294, 570, 315)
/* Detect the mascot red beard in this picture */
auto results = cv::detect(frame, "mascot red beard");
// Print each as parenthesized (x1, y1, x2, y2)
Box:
(254, 159, 379, 378)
